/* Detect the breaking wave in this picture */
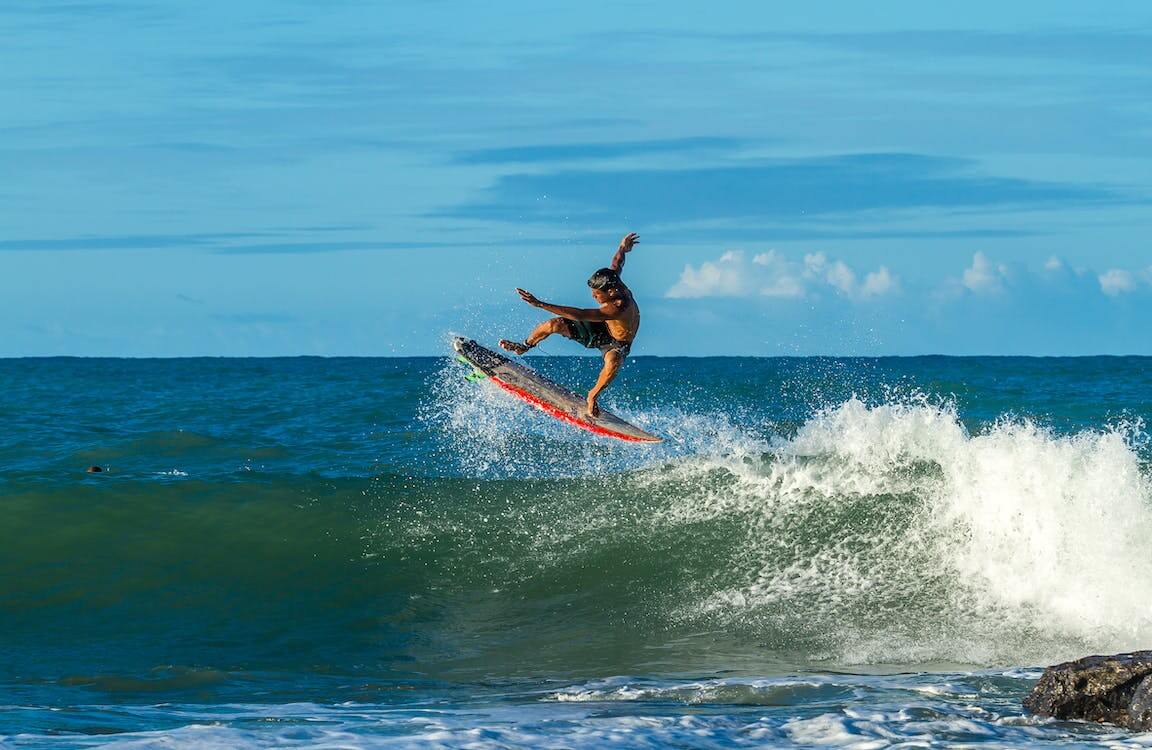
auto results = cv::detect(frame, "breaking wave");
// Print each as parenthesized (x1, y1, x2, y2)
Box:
(405, 364, 1152, 668)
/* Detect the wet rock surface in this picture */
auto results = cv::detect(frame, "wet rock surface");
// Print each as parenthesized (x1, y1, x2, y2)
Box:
(1024, 651, 1152, 731)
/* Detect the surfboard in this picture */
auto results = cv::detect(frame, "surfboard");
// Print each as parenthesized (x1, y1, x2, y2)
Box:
(452, 337, 663, 443)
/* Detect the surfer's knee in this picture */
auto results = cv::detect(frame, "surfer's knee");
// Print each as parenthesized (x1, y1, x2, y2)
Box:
(546, 318, 568, 334)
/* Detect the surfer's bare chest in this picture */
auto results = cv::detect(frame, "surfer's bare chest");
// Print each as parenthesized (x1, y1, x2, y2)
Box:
(607, 297, 640, 342)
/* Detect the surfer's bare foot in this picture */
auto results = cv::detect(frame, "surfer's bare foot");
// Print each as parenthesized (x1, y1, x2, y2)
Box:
(585, 397, 601, 419)
(499, 339, 531, 355)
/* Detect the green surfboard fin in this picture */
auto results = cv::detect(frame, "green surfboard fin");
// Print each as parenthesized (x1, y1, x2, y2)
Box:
(456, 356, 488, 381)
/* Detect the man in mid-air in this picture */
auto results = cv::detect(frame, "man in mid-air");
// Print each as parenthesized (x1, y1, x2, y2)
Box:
(500, 232, 641, 418)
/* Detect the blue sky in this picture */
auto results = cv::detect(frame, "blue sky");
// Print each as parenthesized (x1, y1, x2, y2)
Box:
(2, 0, 1150, 355)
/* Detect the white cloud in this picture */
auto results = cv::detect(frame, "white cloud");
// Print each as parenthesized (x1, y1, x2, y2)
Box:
(825, 260, 857, 295)
(668, 249, 1152, 315)
(803, 252, 827, 275)
(861, 267, 897, 297)
(665, 250, 755, 298)
(666, 249, 898, 301)
(751, 250, 806, 298)
(1099, 269, 1137, 296)
(946, 253, 1151, 300)
(962, 252, 1009, 293)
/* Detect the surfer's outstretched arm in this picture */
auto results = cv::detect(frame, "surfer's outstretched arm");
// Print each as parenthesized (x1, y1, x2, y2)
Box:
(516, 289, 619, 321)
(610, 232, 639, 273)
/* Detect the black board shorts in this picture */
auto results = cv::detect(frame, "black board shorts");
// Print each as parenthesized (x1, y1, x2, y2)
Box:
(562, 319, 632, 357)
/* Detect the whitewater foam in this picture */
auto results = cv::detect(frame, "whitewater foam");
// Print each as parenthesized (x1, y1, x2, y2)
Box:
(674, 397, 1152, 666)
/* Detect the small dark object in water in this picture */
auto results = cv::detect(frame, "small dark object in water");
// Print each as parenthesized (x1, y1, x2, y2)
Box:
(1024, 651, 1152, 731)
(86, 465, 103, 473)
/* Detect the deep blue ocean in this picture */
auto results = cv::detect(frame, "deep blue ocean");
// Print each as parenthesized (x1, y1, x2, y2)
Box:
(3, 354, 1152, 748)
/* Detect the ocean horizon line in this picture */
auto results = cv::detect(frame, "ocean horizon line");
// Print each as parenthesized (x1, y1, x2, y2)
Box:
(4, 352, 1152, 361)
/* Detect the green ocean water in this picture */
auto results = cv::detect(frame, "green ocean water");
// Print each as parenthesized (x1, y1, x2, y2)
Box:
(2, 355, 1152, 747)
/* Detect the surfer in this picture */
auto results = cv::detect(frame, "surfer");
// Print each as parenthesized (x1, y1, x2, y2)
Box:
(500, 232, 641, 418)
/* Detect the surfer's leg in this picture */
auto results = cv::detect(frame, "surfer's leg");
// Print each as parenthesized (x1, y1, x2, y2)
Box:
(527, 318, 573, 346)
(500, 318, 572, 355)
(586, 349, 623, 418)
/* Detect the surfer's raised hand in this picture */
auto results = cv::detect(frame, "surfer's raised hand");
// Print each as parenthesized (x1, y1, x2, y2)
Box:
(516, 288, 542, 307)
(611, 232, 639, 272)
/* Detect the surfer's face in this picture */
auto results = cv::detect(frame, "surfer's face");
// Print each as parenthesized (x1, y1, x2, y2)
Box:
(591, 288, 614, 304)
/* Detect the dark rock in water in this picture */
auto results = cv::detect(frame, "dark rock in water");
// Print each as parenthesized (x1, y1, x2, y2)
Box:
(1129, 674, 1152, 730)
(1024, 651, 1152, 731)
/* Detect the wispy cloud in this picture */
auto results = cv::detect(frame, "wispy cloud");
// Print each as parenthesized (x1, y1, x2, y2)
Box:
(211, 312, 298, 325)
(455, 137, 745, 164)
(214, 240, 481, 255)
(444, 153, 1118, 227)
(633, 30, 1152, 67)
(0, 233, 266, 252)
(0, 2, 169, 24)
(666, 226, 1034, 242)
(0, 228, 412, 253)
(807, 30, 1152, 67)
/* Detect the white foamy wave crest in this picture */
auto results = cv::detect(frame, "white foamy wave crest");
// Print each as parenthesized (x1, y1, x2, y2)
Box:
(675, 397, 1152, 666)
(550, 675, 845, 706)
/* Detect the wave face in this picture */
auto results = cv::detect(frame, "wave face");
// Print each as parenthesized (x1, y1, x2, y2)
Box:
(3, 356, 1152, 692)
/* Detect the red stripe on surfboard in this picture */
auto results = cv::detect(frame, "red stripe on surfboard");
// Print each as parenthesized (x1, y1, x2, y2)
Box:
(489, 375, 657, 443)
